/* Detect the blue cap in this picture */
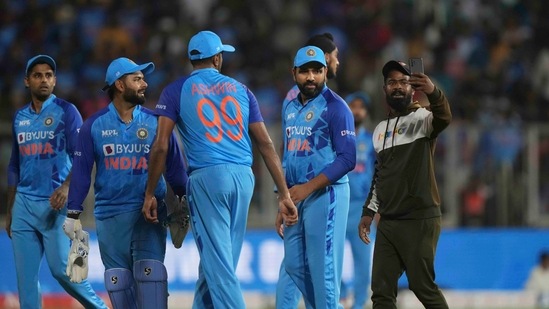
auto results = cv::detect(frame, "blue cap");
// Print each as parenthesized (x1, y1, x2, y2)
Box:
(293, 46, 326, 68)
(26, 55, 56, 75)
(188, 30, 235, 61)
(102, 57, 155, 91)
(345, 91, 371, 108)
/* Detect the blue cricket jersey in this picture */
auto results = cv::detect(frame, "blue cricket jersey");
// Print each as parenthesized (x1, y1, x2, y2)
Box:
(281, 85, 300, 166)
(8, 94, 82, 199)
(67, 103, 187, 219)
(282, 86, 356, 186)
(348, 127, 376, 203)
(154, 68, 263, 172)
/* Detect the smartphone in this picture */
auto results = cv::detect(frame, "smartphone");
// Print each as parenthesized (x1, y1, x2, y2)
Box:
(409, 57, 424, 74)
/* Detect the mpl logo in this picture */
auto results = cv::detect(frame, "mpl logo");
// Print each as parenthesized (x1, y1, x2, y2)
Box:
(102, 130, 118, 137)
(19, 120, 31, 126)
(103, 144, 115, 156)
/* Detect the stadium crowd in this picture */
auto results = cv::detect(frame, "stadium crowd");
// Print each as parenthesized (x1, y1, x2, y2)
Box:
(1, 0, 549, 227)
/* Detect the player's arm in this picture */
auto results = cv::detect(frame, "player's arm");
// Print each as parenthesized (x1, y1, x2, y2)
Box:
(143, 116, 175, 223)
(321, 101, 357, 182)
(249, 121, 297, 225)
(164, 131, 187, 197)
(66, 120, 95, 219)
(247, 88, 297, 225)
(290, 101, 357, 203)
(249, 121, 287, 194)
(51, 104, 84, 210)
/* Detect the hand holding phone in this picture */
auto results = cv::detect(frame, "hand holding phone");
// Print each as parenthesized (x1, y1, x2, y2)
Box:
(409, 57, 424, 74)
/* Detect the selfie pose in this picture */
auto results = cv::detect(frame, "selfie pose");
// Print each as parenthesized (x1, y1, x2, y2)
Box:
(359, 60, 451, 309)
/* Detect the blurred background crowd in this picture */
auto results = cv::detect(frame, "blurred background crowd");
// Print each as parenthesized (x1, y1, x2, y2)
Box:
(1, 0, 549, 228)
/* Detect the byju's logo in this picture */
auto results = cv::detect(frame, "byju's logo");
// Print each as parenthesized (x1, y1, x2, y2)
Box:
(103, 144, 115, 156)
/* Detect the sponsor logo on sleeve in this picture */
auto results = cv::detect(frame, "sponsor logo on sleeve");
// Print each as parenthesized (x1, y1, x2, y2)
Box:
(340, 130, 356, 137)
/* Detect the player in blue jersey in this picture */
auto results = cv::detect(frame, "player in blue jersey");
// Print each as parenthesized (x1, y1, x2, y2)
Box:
(142, 30, 297, 309)
(6, 55, 107, 309)
(280, 46, 356, 309)
(275, 32, 341, 309)
(339, 91, 377, 309)
(63, 57, 188, 309)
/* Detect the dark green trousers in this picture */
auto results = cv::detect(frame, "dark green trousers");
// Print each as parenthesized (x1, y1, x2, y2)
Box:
(371, 217, 449, 309)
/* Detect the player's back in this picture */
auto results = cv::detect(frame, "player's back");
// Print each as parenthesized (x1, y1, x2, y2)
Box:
(177, 68, 257, 171)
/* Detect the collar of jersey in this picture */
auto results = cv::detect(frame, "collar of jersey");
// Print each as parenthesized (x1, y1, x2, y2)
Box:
(30, 94, 55, 114)
(191, 68, 219, 76)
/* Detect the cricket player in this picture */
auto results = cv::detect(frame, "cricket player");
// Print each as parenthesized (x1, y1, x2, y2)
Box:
(7, 54, 107, 308)
(340, 91, 377, 309)
(142, 30, 297, 309)
(276, 32, 340, 309)
(281, 46, 356, 308)
(64, 57, 187, 309)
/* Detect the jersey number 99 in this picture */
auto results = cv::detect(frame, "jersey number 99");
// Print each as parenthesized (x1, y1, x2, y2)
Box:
(197, 96, 243, 143)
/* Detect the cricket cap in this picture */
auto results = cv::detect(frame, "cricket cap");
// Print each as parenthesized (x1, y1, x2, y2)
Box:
(102, 57, 154, 91)
(26, 55, 56, 75)
(346, 91, 371, 108)
(294, 46, 326, 68)
(188, 30, 235, 61)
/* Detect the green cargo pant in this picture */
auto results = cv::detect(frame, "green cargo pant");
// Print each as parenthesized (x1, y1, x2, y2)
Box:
(371, 216, 449, 309)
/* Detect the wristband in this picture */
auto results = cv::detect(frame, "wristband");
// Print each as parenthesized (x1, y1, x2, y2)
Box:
(67, 210, 82, 219)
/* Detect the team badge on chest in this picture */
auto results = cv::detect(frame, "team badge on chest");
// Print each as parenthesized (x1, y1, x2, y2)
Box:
(136, 128, 148, 140)
(44, 117, 54, 126)
(305, 111, 314, 122)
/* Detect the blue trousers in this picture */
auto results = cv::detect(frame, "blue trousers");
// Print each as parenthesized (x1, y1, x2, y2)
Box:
(95, 201, 167, 270)
(283, 184, 349, 309)
(10, 193, 107, 309)
(187, 164, 254, 309)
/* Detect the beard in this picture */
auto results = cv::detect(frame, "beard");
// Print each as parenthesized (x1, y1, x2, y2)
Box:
(297, 81, 324, 100)
(34, 93, 50, 102)
(31, 86, 52, 102)
(386, 91, 413, 112)
(123, 89, 146, 106)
